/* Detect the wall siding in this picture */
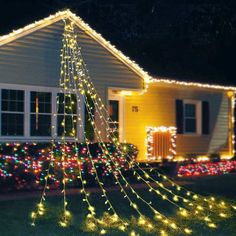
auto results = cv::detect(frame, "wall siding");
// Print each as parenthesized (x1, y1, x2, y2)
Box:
(125, 83, 230, 161)
(0, 20, 143, 91)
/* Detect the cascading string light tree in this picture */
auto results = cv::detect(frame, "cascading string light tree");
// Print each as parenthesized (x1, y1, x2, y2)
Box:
(30, 19, 236, 235)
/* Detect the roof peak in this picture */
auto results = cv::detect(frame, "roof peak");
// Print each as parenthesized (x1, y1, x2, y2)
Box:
(0, 9, 71, 43)
(0, 9, 151, 82)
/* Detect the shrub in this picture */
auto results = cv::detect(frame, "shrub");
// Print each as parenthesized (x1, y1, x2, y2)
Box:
(209, 153, 221, 162)
(184, 153, 199, 163)
(0, 142, 138, 192)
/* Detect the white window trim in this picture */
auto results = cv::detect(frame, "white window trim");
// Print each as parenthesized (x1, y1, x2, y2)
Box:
(0, 82, 84, 142)
(183, 99, 202, 135)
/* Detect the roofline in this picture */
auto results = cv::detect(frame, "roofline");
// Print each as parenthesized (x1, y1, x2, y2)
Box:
(0, 10, 68, 46)
(151, 77, 236, 91)
(0, 9, 151, 83)
(1, 10, 235, 91)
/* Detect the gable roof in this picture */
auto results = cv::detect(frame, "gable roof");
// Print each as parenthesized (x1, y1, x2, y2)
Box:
(0, 9, 151, 83)
(0, 9, 235, 92)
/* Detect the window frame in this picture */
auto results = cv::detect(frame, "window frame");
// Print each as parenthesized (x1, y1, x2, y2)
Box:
(0, 89, 25, 136)
(183, 100, 202, 135)
(30, 91, 52, 137)
(0, 83, 83, 141)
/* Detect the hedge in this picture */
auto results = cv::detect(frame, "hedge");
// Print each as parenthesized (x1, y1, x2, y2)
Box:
(0, 142, 138, 192)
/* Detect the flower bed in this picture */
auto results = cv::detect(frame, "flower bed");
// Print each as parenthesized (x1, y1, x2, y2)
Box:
(177, 160, 236, 177)
(0, 142, 138, 192)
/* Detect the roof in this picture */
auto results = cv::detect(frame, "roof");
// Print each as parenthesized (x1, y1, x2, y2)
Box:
(151, 77, 236, 91)
(0, 9, 235, 92)
(0, 9, 151, 83)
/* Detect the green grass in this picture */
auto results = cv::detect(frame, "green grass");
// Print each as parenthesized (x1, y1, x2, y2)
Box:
(0, 174, 236, 236)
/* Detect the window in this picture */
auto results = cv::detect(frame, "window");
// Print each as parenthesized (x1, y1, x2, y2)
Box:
(30, 92, 51, 136)
(1, 89, 24, 136)
(0, 86, 82, 140)
(108, 100, 119, 138)
(184, 103, 196, 133)
(183, 101, 201, 134)
(57, 93, 77, 137)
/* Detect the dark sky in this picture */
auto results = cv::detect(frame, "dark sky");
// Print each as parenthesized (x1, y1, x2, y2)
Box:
(0, 0, 236, 85)
(0, 1, 55, 34)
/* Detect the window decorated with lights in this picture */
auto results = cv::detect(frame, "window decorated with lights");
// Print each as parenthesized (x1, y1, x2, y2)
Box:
(146, 126, 177, 161)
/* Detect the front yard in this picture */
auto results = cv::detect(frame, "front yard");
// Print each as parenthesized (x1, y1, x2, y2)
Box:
(0, 174, 236, 236)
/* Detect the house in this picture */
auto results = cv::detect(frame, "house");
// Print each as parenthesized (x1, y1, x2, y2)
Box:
(0, 10, 235, 162)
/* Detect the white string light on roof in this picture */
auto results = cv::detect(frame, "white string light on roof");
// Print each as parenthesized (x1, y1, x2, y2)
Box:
(152, 78, 236, 91)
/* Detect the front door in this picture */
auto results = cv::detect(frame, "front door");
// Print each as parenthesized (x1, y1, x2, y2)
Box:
(108, 91, 124, 142)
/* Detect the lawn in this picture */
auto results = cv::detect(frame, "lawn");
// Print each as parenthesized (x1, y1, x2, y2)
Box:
(0, 174, 236, 236)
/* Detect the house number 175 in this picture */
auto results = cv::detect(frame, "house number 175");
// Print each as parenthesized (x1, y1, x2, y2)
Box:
(132, 106, 139, 112)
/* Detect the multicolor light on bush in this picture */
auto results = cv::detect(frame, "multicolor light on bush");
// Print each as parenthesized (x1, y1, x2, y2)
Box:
(177, 161, 236, 177)
(0, 142, 137, 191)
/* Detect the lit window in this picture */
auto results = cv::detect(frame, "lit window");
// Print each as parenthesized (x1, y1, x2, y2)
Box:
(30, 92, 51, 136)
(108, 100, 119, 138)
(1, 89, 24, 136)
(57, 93, 77, 137)
(184, 101, 201, 134)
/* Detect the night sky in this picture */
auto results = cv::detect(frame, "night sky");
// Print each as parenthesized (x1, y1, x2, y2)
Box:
(0, 0, 236, 85)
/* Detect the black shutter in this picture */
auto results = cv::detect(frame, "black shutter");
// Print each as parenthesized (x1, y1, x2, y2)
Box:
(202, 101, 210, 134)
(176, 99, 184, 134)
(85, 94, 95, 141)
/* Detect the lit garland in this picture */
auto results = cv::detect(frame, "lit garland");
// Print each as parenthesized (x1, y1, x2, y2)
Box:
(146, 126, 177, 161)
(44, 20, 185, 233)
(64, 36, 127, 230)
(0, 142, 136, 191)
(177, 161, 236, 177)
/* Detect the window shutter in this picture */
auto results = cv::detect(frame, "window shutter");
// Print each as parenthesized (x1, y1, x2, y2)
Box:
(85, 94, 95, 141)
(202, 101, 210, 134)
(176, 99, 184, 134)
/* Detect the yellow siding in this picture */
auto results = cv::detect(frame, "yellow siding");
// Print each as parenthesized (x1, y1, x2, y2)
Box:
(124, 83, 230, 161)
